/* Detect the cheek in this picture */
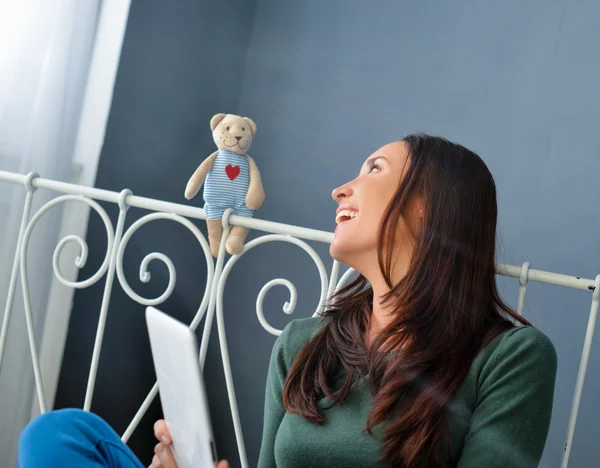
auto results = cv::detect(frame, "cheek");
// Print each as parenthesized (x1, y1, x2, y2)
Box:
(359, 195, 387, 230)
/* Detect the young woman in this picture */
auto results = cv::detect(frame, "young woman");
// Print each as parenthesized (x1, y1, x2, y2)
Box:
(18, 134, 557, 468)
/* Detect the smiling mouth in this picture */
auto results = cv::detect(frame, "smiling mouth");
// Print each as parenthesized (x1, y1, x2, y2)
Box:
(335, 209, 359, 225)
(224, 140, 247, 150)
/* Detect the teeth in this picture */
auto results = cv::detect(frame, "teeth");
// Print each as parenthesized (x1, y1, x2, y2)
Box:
(335, 209, 358, 225)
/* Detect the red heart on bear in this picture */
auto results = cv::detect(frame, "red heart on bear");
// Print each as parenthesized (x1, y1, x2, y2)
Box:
(225, 165, 240, 181)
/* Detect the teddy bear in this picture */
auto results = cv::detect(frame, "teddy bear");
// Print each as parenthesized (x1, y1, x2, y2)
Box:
(184, 113, 265, 257)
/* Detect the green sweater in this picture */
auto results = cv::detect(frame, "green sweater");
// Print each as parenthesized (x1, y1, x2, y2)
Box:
(257, 316, 557, 468)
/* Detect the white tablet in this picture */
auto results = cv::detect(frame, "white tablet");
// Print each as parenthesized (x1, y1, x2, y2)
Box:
(145, 306, 217, 468)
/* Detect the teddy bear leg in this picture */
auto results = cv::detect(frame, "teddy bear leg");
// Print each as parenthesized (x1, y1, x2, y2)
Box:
(226, 226, 249, 255)
(207, 219, 223, 257)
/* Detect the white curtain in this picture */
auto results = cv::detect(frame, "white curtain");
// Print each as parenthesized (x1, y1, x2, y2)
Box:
(0, 0, 102, 464)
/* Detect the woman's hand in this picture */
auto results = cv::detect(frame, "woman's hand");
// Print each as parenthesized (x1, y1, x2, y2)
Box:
(151, 419, 229, 468)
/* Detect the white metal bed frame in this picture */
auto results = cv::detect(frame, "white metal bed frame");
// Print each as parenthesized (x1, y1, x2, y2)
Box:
(0, 170, 598, 468)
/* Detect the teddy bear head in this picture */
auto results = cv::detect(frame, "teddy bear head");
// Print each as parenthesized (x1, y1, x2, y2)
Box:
(210, 113, 256, 155)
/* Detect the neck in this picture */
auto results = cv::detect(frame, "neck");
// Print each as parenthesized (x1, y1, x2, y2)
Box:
(219, 149, 245, 156)
(362, 251, 411, 348)
(366, 279, 395, 346)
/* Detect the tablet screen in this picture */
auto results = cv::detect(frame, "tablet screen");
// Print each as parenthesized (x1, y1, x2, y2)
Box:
(146, 307, 217, 468)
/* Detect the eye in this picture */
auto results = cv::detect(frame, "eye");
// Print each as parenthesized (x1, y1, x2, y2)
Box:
(242, 127, 245, 131)
(226, 126, 230, 130)
(367, 160, 381, 173)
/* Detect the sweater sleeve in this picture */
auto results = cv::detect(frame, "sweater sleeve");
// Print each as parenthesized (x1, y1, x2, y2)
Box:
(457, 326, 558, 468)
(257, 322, 293, 468)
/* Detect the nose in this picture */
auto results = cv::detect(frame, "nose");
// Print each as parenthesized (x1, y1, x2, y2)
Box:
(235, 136, 242, 141)
(332, 182, 353, 203)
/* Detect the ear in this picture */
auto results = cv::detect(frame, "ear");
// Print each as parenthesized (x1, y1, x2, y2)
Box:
(414, 196, 426, 219)
(210, 113, 226, 131)
(242, 117, 257, 135)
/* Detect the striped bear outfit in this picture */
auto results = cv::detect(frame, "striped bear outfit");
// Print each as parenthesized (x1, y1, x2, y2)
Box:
(203, 150, 253, 219)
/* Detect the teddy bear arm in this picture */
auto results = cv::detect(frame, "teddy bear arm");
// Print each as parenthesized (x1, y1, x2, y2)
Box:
(184, 152, 218, 200)
(245, 155, 265, 210)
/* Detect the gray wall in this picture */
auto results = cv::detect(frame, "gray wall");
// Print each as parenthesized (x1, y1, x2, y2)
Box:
(55, 0, 258, 465)
(57, 0, 600, 467)
(238, 1, 600, 465)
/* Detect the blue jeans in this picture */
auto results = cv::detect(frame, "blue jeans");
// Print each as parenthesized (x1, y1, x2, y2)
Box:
(18, 408, 144, 468)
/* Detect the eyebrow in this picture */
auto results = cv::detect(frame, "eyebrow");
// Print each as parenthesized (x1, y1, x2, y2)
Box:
(368, 156, 388, 163)
(364, 156, 390, 167)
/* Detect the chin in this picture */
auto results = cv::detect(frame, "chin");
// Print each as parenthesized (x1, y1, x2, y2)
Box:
(329, 238, 358, 267)
(330, 232, 376, 273)
(329, 243, 344, 263)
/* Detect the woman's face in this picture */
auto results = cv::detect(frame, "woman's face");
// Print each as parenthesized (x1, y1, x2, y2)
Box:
(330, 141, 412, 270)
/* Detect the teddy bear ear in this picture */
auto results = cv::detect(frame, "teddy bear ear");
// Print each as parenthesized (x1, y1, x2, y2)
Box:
(210, 113, 226, 131)
(243, 117, 257, 135)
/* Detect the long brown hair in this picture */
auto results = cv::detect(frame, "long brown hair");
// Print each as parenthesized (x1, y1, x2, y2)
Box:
(282, 134, 530, 467)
